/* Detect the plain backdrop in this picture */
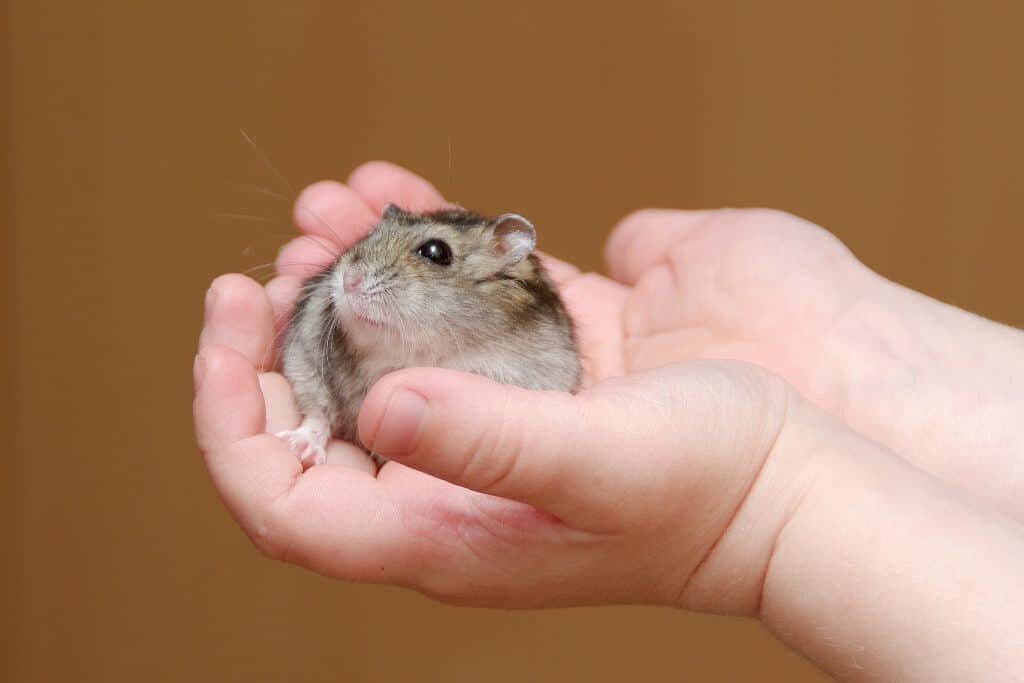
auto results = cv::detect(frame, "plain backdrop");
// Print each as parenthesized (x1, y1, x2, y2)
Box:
(4, 2, 1023, 681)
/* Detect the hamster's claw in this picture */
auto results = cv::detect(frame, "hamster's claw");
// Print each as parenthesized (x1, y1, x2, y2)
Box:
(276, 428, 328, 469)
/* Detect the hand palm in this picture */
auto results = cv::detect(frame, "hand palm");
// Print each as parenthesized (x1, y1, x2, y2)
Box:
(598, 209, 864, 404)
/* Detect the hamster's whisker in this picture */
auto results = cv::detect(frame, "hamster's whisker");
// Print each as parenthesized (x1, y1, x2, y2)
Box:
(403, 312, 424, 356)
(241, 265, 285, 285)
(235, 128, 343, 264)
(379, 290, 401, 333)
(279, 260, 337, 270)
(427, 309, 453, 356)
(399, 300, 430, 361)
(248, 272, 278, 285)
(208, 219, 318, 265)
(321, 313, 337, 383)
(295, 205, 347, 254)
(397, 311, 414, 357)
(269, 327, 288, 370)
(317, 297, 335, 381)
(298, 279, 329, 294)
(439, 312, 464, 357)
(243, 261, 331, 279)
(446, 134, 454, 190)
(297, 234, 341, 260)
(269, 281, 335, 371)
(210, 211, 278, 224)
(242, 262, 277, 275)
(239, 128, 295, 195)
(382, 292, 409, 354)
(269, 308, 300, 371)
(233, 182, 289, 202)
(402, 322, 415, 357)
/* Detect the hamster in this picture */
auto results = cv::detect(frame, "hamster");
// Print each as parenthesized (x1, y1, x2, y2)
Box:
(276, 204, 582, 468)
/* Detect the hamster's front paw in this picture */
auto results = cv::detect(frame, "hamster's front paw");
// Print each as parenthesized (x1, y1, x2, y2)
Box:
(277, 429, 327, 468)
(276, 414, 330, 469)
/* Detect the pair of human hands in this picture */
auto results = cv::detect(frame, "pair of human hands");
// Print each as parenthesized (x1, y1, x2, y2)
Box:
(195, 162, 1024, 680)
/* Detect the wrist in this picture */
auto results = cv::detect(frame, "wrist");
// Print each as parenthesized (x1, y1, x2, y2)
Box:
(758, 398, 1024, 681)
(818, 272, 1024, 518)
(668, 382, 814, 616)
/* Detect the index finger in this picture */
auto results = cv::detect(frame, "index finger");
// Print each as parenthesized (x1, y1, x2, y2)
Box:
(346, 161, 449, 213)
(193, 345, 410, 578)
(278, 166, 450, 279)
(275, 181, 380, 278)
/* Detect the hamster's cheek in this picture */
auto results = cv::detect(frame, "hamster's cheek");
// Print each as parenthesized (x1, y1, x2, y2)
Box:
(332, 290, 355, 321)
(429, 288, 462, 317)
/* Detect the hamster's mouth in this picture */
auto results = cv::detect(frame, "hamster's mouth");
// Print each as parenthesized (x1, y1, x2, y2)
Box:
(340, 287, 391, 331)
(354, 311, 389, 329)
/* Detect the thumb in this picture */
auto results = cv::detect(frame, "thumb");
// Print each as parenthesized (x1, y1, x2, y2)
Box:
(358, 368, 619, 519)
(358, 363, 790, 529)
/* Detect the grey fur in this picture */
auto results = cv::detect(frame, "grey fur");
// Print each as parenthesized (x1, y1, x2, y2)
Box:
(280, 206, 582, 451)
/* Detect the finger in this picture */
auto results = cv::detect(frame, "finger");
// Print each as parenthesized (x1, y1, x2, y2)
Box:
(265, 275, 301, 326)
(323, 441, 378, 473)
(195, 346, 267, 450)
(275, 235, 336, 278)
(194, 346, 300, 532)
(259, 372, 300, 434)
(199, 274, 276, 369)
(292, 180, 379, 252)
(269, 463, 425, 582)
(604, 209, 718, 285)
(556, 272, 630, 382)
(346, 161, 448, 213)
(535, 251, 580, 287)
(358, 363, 788, 530)
(357, 367, 620, 522)
(196, 347, 403, 575)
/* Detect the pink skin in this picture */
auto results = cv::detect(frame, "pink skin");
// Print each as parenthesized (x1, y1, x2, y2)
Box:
(195, 162, 1024, 681)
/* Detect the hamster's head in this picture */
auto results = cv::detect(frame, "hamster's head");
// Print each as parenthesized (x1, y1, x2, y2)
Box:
(329, 204, 543, 349)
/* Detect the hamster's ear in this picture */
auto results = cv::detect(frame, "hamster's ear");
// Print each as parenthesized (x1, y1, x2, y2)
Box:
(490, 213, 536, 265)
(383, 203, 406, 220)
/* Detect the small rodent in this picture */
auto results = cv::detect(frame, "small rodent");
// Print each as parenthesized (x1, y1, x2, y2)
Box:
(277, 204, 582, 467)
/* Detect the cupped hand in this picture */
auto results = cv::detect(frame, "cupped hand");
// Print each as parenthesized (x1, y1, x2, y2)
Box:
(195, 162, 1024, 603)
(195, 162, 796, 607)
(603, 207, 1024, 519)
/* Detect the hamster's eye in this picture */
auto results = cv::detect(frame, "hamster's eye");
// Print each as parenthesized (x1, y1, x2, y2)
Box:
(415, 239, 452, 266)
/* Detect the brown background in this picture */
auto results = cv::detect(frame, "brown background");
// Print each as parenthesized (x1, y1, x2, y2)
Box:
(5, 2, 1023, 681)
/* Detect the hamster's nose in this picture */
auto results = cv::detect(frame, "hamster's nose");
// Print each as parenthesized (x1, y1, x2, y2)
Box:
(343, 269, 364, 294)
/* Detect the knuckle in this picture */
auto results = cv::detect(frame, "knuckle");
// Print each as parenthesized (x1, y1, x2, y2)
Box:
(248, 521, 290, 563)
(416, 574, 484, 607)
(248, 495, 297, 565)
(570, 271, 611, 291)
(738, 208, 832, 244)
(617, 207, 663, 229)
(606, 209, 659, 256)
(745, 207, 798, 224)
(464, 389, 526, 494)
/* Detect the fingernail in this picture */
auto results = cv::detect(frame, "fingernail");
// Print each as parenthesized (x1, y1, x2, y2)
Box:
(193, 353, 207, 393)
(204, 286, 219, 322)
(371, 389, 427, 457)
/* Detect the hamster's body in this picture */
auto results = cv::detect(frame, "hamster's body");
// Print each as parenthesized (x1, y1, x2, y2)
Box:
(278, 205, 581, 467)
